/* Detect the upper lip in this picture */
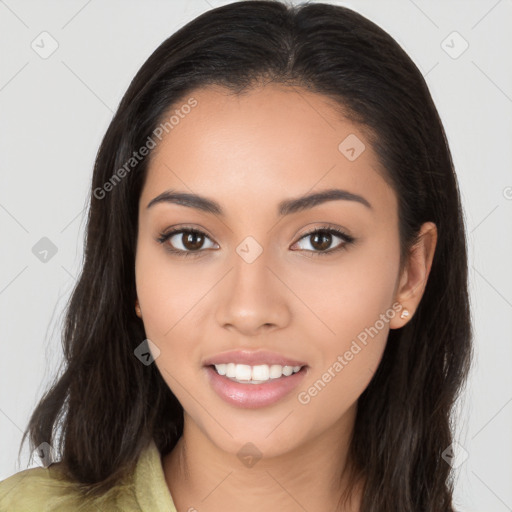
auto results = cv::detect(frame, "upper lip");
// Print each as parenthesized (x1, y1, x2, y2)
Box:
(203, 349, 307, 367)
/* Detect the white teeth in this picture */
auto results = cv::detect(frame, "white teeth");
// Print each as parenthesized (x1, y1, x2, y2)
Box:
(282, 366, 293, 377)
(226, 363, 236, 378)
(215, 363, 227, 376)
(235, 364, 252, 381)
(213, 363, 303, 383)
(269, 365, 283, 379)
(252, 365, 270, 381)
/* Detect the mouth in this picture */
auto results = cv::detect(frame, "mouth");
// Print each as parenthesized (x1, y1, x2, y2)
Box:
(204, 362, 309, 409)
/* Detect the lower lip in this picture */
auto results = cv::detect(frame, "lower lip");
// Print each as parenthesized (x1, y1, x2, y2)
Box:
(204, 365, 308, 409)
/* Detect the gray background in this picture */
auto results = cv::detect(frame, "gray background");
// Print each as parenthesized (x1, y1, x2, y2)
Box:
(1, 1, 511, 511)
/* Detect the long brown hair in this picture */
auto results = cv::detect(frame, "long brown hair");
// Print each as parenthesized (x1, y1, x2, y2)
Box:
(20, 2, 472, 510)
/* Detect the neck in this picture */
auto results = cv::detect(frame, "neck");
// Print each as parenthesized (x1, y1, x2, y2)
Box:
(162, 405, 364, 512)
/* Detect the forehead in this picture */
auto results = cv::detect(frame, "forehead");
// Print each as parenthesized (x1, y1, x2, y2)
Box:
(140, 84, 395, 219)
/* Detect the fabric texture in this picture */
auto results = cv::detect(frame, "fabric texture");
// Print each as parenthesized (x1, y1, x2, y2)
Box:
(0, 439, 177, 511)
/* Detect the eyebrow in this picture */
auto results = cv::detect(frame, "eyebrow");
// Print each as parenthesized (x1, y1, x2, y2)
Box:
(146, 188, 372, 216)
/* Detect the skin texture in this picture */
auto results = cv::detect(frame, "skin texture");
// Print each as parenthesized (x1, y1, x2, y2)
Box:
(134, 84, 437, 512)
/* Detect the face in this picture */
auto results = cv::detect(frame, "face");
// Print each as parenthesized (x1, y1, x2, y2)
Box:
(135, 84, 404, 458)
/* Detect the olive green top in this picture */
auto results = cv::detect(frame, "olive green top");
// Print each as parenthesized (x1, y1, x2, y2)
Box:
(0, 439, 177, 511)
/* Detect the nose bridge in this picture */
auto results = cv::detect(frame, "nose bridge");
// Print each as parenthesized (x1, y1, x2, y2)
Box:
(215, 233, 290, 332)
(230, 234, 276, 300)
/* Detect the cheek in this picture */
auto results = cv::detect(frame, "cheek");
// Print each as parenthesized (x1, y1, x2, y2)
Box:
(296, 299, 391, 425)
(288, 230, 400, 344)
(293, 233, 400, 409)
(134, 241, 212, 392)
(135, 240, 208, 339)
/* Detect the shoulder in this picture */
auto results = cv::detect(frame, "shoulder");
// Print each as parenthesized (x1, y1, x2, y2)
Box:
(0, 439, 175, 512)
(0, 463, 136, 512)
(0, 464, 75, 511)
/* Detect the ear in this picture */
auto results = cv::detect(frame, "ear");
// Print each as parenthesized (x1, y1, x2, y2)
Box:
(389, 222, 438, 329)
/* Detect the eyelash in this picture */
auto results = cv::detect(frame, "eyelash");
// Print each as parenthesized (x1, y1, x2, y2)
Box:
(156, 225, 355, 258)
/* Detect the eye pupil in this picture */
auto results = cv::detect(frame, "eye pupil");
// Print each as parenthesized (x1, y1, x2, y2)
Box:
(183, 232, 204, 250)
(311, 232, 332, 251)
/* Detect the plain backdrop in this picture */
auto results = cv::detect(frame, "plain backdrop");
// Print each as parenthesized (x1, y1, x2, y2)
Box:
(1, 1, 511, 511)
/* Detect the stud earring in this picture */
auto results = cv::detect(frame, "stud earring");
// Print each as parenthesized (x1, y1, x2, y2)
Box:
(135, 302, 141, 317)
(400, 309, 410, 319)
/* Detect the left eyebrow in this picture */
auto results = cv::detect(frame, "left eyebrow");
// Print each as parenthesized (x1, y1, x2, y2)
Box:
(146, 187, 373, 216)
(277, 188, 372, 216)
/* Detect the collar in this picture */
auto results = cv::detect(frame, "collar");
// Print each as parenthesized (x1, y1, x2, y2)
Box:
(134, 439, 177, 511)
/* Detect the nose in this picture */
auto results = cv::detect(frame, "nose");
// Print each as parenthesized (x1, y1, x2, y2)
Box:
(214, 244, 292, 336)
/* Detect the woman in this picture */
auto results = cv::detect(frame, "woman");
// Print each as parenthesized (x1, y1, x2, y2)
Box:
(0, 1, 472, 511)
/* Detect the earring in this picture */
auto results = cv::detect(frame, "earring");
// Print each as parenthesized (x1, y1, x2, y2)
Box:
(400, 308, 410, 319)
(135, 302, 141, 317)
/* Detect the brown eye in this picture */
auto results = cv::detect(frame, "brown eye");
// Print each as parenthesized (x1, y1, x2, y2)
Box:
(180, 231, 206, 251)
(293, 227, 355, 256)
(309, 231, 333, 251)
(157, 228, 218, 256)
